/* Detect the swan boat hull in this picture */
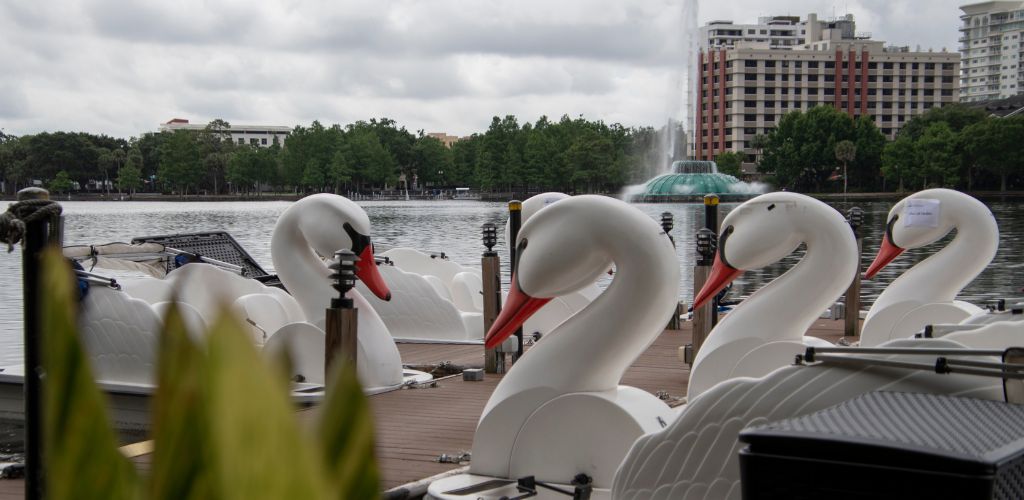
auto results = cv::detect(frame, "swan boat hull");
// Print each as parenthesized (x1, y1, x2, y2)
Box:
(0, 365, 429, 432)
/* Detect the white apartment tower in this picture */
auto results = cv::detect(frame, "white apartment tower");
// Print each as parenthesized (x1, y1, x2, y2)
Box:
(158, 119, 292, 147)
(959, 2, 1024, 102)
(695, 14, 959, 168)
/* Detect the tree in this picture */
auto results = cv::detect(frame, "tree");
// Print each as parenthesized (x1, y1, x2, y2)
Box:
(715, 151, 744, 177)
(834, 140, 856, 194)
(881, 135, 915, 193)
(158, 130, 203, 196)
(850, 116, 885, 191)
(962, 116, 1024, 191)
(760, 106, 855, 192)
(749, 133, 770, 168)
(911, 122, 960, 189)
(411, 135, 453, 187)
(48, 170, 74, 195)
(117, 146, 143, 197)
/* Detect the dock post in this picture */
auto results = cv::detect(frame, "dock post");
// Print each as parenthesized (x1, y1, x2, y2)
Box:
(481, 223, 504, 374)
(660, 212, 682, 330)
(688, 228, 717, 366)
(325, 249, 359, 381)
(703, 194, 720, 327)
(3, 187, 63, 500)
(507, 200, 524, 363)
(844, 207, 864, 337)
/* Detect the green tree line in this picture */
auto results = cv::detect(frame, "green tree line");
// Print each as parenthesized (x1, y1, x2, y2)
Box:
(755, 104, 1024, 193)
(1, 115, 672, 197)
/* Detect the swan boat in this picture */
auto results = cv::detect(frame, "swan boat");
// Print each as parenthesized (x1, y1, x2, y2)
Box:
(861, 189, 999, 346)
(428, 195, 681, 498)
(0, 194, 435, 430)
(686, 192, 858, 399)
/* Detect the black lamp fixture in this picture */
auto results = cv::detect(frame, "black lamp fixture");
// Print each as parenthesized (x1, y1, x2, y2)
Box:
(695, 227, 717, 266)
(482, 222, 498, 255)
(329, 249, 359, 309)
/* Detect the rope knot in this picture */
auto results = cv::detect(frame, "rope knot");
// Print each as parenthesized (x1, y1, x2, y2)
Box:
(0, 199, 62, 252)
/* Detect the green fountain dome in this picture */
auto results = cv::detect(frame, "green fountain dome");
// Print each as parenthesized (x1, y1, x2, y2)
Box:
(633, 160, 742, 200)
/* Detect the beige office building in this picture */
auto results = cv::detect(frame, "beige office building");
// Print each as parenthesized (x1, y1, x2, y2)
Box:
(959, 2, 1024, 102)
(159, 118, 292, 148)
(695, 14, 960, 166)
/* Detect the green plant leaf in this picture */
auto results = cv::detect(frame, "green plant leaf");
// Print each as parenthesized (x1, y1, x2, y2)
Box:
(202, 310, 329, 500)
(149, 300, 211, 500)
(318, 361, 379, 500)
(41, 248, 140, 500)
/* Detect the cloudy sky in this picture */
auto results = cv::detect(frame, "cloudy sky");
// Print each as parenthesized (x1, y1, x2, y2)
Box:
(0, 0, 967, 139)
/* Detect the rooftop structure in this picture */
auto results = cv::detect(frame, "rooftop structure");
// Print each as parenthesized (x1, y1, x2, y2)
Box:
(158, 119, 292, 148)
(959, 2, 1024, 102)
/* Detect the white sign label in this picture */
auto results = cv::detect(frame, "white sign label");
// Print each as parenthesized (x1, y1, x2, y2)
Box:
(903, 199, 940, 228)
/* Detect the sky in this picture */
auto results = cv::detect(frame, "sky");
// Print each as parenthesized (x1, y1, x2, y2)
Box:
(0, 0, 969, 139)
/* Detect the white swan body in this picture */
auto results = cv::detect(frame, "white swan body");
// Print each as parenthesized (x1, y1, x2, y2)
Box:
(77, 193, 430, 392)
(687, 192, 858, 399)
(428, 196, 679, 497)
(359, 248, 485, 343)
(861, 189, 998, 347)
(612, 338, 1003, 500)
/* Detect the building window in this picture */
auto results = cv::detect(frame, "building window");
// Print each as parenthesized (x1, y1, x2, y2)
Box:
(765, 60, 776, 68)
(808, 61, 819, 69)
(745, 60, 757, 67)
(884, 62, 894, 69)
(825, 62, 835, 69)
(237, 138, 244, 145)
(250, 138, 259, 145)
(261, 138, 268, 145)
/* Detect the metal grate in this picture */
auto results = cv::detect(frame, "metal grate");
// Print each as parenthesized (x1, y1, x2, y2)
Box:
(132, 231, 269, 278)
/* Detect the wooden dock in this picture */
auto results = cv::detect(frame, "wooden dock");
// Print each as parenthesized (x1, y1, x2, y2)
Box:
(0, 319, 856, 496)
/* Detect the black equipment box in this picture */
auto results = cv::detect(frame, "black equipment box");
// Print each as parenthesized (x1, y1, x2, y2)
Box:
(738, 391, 1024, 499)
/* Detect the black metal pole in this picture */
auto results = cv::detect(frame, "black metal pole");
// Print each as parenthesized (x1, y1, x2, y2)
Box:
(508, 200, 523, 359)
(19, 188, 54, 500)
(703, 194, 720, 326)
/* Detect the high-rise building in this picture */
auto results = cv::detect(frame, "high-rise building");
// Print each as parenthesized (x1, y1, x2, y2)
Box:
(695, 14, 959, 170)
(959, 2, 1024, 103)
(159, 118, 291, 147)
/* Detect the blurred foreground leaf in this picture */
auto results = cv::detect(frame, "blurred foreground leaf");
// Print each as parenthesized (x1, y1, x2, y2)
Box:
(41, 248, 140, 500)
(39, 251, 380, 500)
(149, 301, 210, 500)
(318, 361, 379, 499)
(201, 311, 329, 499)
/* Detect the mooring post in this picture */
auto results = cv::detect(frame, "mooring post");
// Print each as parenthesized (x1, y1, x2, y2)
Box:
(508, 200, 524, 362)
(10, 187, 62, 500)
(844, 207, 864, 337)
(688, 228, 717, 366)
(481, 223, 504, 374)
(703, 194, 721, 326)
(660, 212, 683, 330)
(325, 249, 359, 380)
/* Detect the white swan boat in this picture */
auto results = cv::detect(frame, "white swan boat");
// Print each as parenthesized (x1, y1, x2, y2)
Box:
(686, 192, 858, 399)
(861, 189, 999, 346)
(0, 194, 435, 429)
(428, 195, 681, 498)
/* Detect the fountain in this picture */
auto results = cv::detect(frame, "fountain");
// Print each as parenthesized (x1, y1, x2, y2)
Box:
(627, 160, 766, 202)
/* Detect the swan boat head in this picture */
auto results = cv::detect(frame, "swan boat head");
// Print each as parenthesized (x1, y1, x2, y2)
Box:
(865, 188, 996, 279)
(687, 192, 858, 399)
(271, 193, 391, 311)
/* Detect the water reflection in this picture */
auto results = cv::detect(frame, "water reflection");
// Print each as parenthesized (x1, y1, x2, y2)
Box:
(0, 197, 1021, 365)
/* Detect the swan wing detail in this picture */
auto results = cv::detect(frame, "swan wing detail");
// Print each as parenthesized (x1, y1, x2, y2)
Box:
(613, 342, 1002, 500)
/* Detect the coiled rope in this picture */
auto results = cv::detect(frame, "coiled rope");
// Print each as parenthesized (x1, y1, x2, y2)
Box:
(0, 199, 63, 252)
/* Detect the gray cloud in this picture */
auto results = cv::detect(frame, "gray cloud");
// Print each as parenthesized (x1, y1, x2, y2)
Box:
(0, 0, 969, 139)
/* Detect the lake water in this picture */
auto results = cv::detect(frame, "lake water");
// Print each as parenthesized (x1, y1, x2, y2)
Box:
(0, 196, 1021, 366)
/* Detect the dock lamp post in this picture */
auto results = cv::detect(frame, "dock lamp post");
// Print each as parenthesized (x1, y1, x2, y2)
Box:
(687, 228, 718, 366)
(481, 223, 505, 373)
(325, 249, 359, 379)
(661, 212, 675, 248)
(844, 207, 864, 337)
